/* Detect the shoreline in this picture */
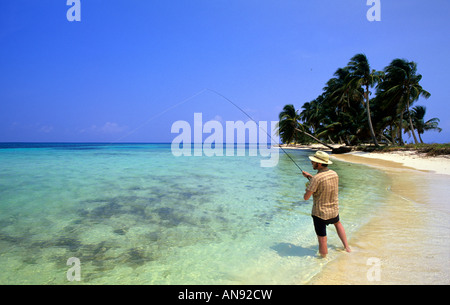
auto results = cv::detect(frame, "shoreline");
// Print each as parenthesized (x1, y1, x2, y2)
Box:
(279, 143, 450, 176)
(341, 151, 450, 176)
(305, 150, 450, 284)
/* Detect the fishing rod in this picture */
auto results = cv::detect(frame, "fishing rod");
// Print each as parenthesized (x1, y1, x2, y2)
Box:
(206, 89, 307, 177)
(114, 88, 309, 178)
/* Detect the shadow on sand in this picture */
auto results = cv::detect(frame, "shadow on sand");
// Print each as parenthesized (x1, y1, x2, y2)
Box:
(271, 242, 317, 257)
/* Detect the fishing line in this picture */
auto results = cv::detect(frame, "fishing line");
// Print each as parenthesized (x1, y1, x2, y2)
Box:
(205, 88, 306, 174)
(113, 88, 306, 175)
(112, 89, 208, 143)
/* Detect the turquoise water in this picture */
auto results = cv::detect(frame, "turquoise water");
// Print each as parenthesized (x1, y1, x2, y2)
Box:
(0, 143, 389, 284)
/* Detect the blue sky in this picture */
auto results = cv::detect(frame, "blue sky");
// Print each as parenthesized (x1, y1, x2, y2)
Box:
(1, 0, 449, 143)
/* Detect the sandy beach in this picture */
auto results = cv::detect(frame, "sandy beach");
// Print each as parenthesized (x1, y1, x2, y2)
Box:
(305, 148, 450, 284)
(343, 150, 450, 176)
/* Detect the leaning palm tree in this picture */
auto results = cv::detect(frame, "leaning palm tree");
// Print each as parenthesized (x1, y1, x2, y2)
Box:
(346, 54, 383, 147)
(405, 65, 431, 144)
(407, 106, 442, 143)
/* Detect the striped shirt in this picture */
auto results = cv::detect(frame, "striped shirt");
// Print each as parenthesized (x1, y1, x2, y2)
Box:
(306, 168, 339, 220)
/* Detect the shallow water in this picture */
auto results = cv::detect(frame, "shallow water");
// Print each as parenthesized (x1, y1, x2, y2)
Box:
(308, 155, 450, 285)
(0, 143, 390, 284)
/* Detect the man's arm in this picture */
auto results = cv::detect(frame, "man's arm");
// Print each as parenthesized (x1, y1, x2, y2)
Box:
(302, 171, 314, 200)
(304, 190, 313, 201)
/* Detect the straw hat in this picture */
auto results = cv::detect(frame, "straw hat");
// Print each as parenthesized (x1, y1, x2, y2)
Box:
(308, 151, 333, 165)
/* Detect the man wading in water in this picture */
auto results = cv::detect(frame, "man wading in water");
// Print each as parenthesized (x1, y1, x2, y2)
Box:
(302, 151, 351, 257)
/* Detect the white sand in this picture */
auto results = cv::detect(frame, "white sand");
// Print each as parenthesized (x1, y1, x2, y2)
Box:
(307, 150, 450, 285)
(344, 151, 450, 176)
(282, 144, 450, 175)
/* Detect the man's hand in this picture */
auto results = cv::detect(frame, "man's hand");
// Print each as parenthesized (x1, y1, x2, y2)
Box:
(302, 171, 312, 180)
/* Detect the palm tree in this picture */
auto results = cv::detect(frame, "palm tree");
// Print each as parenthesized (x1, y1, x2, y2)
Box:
(278, 104, 333, 149)
(277, 104, 301, 145)
(373, 81, 401, 144)
(378, 59, 430, 145)
(322, 66, 368, 145)
(346, 53, 383, 147)
(299, 98, 321, 134)
(324, 67, 353, 111)
(405, 65, 431, 144)
(407, 106, 442, 143)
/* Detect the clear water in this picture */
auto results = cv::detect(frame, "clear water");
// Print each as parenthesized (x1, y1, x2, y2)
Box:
(0, 143, 389, 284)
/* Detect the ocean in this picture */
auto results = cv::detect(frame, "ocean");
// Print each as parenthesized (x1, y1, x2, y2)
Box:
(0, 143, 390, 284)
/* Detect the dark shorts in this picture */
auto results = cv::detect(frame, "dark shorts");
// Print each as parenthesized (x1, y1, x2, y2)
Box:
(312, 215, 340, 237)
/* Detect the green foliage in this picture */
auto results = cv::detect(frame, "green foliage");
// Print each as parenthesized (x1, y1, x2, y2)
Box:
(279, 54, 442, 147)
(358, 143, 450, 156)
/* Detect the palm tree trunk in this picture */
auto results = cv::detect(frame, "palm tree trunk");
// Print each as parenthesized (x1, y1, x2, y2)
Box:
(390, 125, 395, 146)
(365, 85, 379, 147)
(398, 110, 404, 145)
(381, 134, 392, 145)
(408, 113, 419, 144)
(418, 132, 424, 144)
(294, 128, 334, 150)
(406, 94, 419, 144)
(345, 135, 351, 146)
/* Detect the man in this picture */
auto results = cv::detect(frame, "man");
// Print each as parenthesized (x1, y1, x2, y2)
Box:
(302, 151, 351, 257)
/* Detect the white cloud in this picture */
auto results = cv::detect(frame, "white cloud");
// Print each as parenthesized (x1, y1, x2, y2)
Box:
(39, 125, 54, 133)
(80, 122, 128, 134)
(99, 122, 127, 133)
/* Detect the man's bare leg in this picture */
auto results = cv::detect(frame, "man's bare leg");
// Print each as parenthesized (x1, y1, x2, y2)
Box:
(334, 221, 351, 252)
(317, 236, 328, 258)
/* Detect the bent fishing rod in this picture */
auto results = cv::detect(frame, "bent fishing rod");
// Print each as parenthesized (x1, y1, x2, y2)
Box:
(114, 88, 310, 179)
(206, 89, 309, 179)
